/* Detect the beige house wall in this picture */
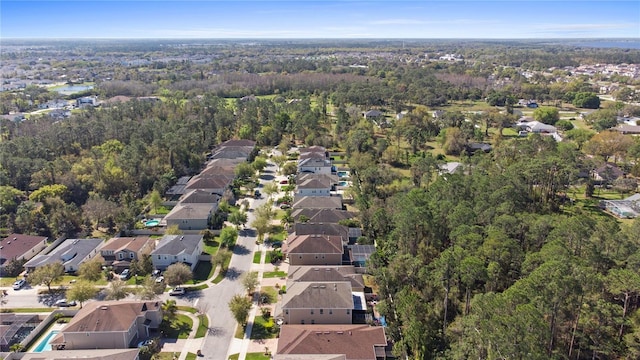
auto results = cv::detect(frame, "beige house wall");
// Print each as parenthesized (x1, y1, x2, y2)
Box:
(288, 253, 342, 266)
(283, 308, 352, 325)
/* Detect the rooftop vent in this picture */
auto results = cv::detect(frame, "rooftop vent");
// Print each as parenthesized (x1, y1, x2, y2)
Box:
(100, 306, 108, 310)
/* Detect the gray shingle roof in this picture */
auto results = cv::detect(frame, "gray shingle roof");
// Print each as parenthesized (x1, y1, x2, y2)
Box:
(282, 282, 353, 309)
(152, 235, 203, 256)
(24, 238, 103, 270)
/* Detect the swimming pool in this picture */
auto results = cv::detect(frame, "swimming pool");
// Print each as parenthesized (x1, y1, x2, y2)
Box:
(32, 330, 59, 352)
(338, 181, 350, 187)
(337, 171, 349, 178)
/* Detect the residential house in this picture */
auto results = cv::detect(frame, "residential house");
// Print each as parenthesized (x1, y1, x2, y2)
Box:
(0, 234, 48, 274)
(466, 143, 492, 154)
(297, 158, 333, 175)
(184, 174, 235, 195)
(49, 301, 162, 350)
(2, 113, 26, 122)
(439, 162, 463, 175)
(298, 146, 328, 161)
(291, 209, 356, 224)
(100, 236, 154, 272)
(49, 108, 72, 120)
(165, 176, 192, 198)
(151, 234, 203, 271)
(292, 196, 343, 210)
(76, 96, 98, 108)
(593, 163, 624, 183)
(276, 282, 354, 324)
(283, 234, 344, 266)
(276, 325, 387, 360)
(517, 120, 558, 134)
(363, 109, 383, 120)
(20, 349, 140, 360)
(178, 189, 222, 205)
(296, 176, 334, 197)
(24, 238, 103, 273)
(162, 203, 216, 230)
(614, 124, 640, 135)
(287, 266, 365, 292)
(290, 223, 349, 244)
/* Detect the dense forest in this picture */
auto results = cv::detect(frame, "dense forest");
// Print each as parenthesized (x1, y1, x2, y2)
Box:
(1, 40, 640, 358)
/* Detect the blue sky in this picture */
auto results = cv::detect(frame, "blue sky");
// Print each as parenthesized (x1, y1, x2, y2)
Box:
(2, 1, 639, 39)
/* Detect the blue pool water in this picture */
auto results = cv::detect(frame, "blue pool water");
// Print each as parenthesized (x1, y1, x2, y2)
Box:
(33, 330, 60, 352)
(337, 171, 349, 178)
(145, 220, 160, 227)
(339, 181, 349, 187)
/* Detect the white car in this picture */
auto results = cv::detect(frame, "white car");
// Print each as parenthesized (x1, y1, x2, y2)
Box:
(55, 299, 77, 307)
(119, 269, 131, 280)
(169, 287, 185, 296)
(12, 279, 26, 290)
(155, 276, 165, 283)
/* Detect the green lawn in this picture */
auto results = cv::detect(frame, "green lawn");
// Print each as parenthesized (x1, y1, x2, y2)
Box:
(156, 353, 179, 360)
(228, 354, 270, 360)
(250, 315, 277, 339)
(262, 271, 287, 279)
(177, 306, 197, 314)
(195, 314, 209, 338)
(260, 286, 278, 304)
(192, 261, 213, 282)
(253, 251, 262, 264)
(163, 314, 193, 339)
(1, 307, 52, 313)
(185, 353, 197, 360)
(148, 206, 171, 215)
(203, 238, 220, 255)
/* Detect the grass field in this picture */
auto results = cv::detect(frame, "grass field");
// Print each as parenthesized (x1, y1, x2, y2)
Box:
(228, 353, 270, 360)
(163, 314, 193, 339)
(195, 314, 209, 338)
(262, 271, 286, 279)
(253, 251, 262, 264)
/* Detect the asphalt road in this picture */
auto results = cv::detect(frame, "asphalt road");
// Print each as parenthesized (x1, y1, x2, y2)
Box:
(194, 161, 275, 360)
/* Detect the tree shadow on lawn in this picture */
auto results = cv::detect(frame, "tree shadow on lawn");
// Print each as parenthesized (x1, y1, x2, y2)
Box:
(38, 289, 66, 306)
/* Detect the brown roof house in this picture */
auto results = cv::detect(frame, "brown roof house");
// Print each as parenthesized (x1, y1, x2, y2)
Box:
(100, 236, 155, 272)
(283, 234, 344, 266)
(276, 282, 354, 325)
(0, 234, 47, 275)
(49, 301, 162, 350)
(162, 203, 217, 231)
(287, 266, 365, 292)
(292, 196, 343, 210)
(20, 349, 140, 360)
(276, 324, 387, 360)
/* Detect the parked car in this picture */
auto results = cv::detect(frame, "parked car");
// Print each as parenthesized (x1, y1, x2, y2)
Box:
(155, 276, 165, 283)
(119, 269, 131, 280)
(12, 279, 26, 290)
(151, 269, 161, 277)
(279, 179, 288, 184)
(137, 339, 154, 348)
(55, 299, 77, 307)
(280, 203, 291, 209)
(169, 287, 185, 296)
(254, 190, 262, 199)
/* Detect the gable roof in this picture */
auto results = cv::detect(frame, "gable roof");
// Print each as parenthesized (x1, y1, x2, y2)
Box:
(287, 266, 365, 289)
(52, 301, 160, 336)
(293, 196, 343, 210)
(615, 124, 640, 134)
(179, 189, 222, 204)
(24, 238, 103, 269)
(166, 176, 192, 196)
(198, 165, 237, 177)
(0, 234, 47, 265)
(594, 163, 624, 180)
(20, 349, 141, 360)
(283, 234, 344, 255)
(101, 236, 152, 253)
(220, 139, 256, 147)
(291, 209, 356, 224)
(298, 158, 332, 169)
(291, 223, 349, 240)
(185, 174, 234, 191)
(363, 109, 383, 117)
(296, 173, 339, 185)
(164, 203, 215, 221)
(277, 325, 387, 360)
(152, 235, 203, 256)
(297, 178, 332, 190)
(281, 282, 354, 309)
